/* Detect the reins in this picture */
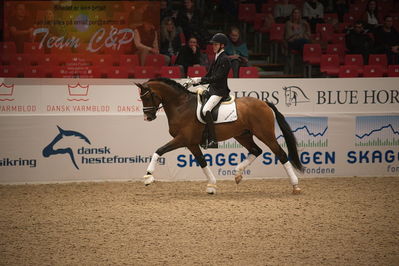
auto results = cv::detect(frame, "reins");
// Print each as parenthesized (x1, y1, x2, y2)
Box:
(140, 88, 163, 112)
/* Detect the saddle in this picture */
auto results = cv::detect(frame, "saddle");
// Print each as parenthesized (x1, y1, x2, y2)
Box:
(196, 90, 237, 124)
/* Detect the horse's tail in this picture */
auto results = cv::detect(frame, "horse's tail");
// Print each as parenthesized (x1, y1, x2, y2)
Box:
(266, 102, 304, 172)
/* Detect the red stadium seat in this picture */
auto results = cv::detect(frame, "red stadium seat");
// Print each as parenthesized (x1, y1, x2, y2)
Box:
(316, 23, 334, 43)
(339, 65, 359, 78)
(320, 54, 340, 76)
(238, 3, 256, 24)
(0, 65, 17, 77)
(144, 54, 166, 67)
(23, 42, 45, 54)
(387, 64, 399, 77)
(119, 54, 139, 66)
(0, 42, 17, 54)
(23, 65, 45, 78)
(107, 66, 129, 78)
(368, 54, 388, 74)
(133, 66, 156, 79)
(239, 67, 259, 78)
(344, 54, 364, 75)
(160, 66, 182, 78)
(303, 43, 322, 77)
(363, 65, 384, 77)
(187, 66, 207, 78)
(326, 44, 345, 64)
(269, 23, 285, 63)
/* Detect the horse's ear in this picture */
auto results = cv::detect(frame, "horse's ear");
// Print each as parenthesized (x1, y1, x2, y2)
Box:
(56, 125, 65, 135)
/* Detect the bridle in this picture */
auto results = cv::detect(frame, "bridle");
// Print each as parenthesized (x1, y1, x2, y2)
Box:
(140, 87, 163, 113)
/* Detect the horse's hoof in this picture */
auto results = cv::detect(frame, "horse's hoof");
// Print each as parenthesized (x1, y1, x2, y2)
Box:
(206, 184, 217, 194)
(144, 174, 155, 186)
(235, 174, 243, 184)
(292, 185, 301, 195)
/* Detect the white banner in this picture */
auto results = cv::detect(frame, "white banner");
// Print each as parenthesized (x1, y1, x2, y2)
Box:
(0, 78, 398, 183)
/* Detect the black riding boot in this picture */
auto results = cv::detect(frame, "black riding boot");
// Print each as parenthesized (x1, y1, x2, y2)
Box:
(204, 111, 218, 149)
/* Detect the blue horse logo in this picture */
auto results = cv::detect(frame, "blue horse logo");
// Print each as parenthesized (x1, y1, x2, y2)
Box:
(42, 126, 91, 169)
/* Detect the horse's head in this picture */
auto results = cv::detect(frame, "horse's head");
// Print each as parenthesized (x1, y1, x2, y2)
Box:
(42, 126, 91, 169)
(136, 82, 162, 121)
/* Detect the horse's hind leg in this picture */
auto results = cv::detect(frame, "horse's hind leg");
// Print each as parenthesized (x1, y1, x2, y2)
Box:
(260, 136, 301, 194)
(233, 132, 263, 184)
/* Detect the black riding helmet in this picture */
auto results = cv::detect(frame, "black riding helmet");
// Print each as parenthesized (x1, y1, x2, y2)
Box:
(209, 33, 228, 46)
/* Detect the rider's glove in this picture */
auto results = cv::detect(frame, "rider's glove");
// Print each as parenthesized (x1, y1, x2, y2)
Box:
(191, 77, 202, 85)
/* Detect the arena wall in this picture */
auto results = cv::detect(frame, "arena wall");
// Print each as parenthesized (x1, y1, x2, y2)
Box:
(0, 77, 398, 183)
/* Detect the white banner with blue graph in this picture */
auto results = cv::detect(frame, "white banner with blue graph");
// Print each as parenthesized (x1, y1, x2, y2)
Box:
(0, 78, 398, 183)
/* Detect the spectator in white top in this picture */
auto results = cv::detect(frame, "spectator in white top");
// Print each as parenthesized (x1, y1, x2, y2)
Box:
(274, 0, 296, 23)
(303, 0, 324, 33)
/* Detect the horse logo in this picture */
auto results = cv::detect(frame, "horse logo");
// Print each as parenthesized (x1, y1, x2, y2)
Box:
(42, 126, 91, 169)
(283, 86, 310, 106)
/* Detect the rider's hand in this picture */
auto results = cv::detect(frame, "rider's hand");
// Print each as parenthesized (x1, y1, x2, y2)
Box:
(191, 77, 201, 85)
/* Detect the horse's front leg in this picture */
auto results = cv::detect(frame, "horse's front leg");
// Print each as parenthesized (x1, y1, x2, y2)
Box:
(144, 138, 183, 186)
(187, 145, 217, 194)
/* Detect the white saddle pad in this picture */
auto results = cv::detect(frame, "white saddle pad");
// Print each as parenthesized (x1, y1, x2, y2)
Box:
(196, 93, 238, 124)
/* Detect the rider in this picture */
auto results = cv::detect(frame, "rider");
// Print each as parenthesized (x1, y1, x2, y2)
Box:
(190, 33, 232, 149)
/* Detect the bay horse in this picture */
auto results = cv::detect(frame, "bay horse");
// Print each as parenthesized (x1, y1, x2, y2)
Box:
(135, 77, 303, 194)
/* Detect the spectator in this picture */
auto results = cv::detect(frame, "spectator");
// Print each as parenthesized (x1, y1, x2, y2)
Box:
(160, 0, 177, 22)
(225, 26, 249, 78)
(346, 20, 373, 64)
(175, 0, 209, 49)
(274, 0, 296, 23)
(373, 16, 399, 64)
(302, 0, 324, 33)
(362, 0, 380, 31)
(132, 6, 170, 66)
(175, 36, 202, 75)
(285, 8, 311, 52)
(8, 3, 35, 53)
(160, 17, 182, 58)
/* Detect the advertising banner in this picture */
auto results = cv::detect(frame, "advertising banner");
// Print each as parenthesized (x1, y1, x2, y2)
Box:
(0, 78, 398, 183)
(3, 1, 159, 77)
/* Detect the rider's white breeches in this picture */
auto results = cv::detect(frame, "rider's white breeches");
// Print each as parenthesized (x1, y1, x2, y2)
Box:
(202, 95, 222, 116)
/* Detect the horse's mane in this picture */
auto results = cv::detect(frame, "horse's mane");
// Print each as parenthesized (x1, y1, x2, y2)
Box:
(148, 77, 196, 95)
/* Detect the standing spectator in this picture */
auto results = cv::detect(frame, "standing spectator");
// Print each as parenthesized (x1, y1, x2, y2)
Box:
(225, 26, 249, 78)
(160, 17, 182, 58)
(175, 36, 202, 76)
(362, 0, 380, 31)
(8, 3, 35, 53)
(346, 20, 373, 64)
(373, 16, 399, 64)
(302, 0, 324, 33)
(175, 0, 209, 49)
(285, 8, 311, 52)
(274, 0, 296, 23)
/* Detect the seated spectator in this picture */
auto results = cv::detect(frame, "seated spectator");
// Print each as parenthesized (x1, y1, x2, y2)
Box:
(175, 36, 202, 76)
(362, 0, 380, 31)
(8, 3, 35, 53)
(373, 16, 399, 64)
(225, 26, 249, 78)
(285, 8, 311, 52)
(346, 21, 374, 64)
(274, 0, 296, 23)
(160, 17, 182, 58)
(302, 0, 325, 33)
(132, 6, 170, 66)
(175, 0, 210, 49)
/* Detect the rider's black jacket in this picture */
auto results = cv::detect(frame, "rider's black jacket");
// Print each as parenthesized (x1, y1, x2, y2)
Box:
(200, 51, 231, 97)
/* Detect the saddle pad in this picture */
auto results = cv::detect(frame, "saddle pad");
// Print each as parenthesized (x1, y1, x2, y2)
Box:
(196, 94, 238, 124)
